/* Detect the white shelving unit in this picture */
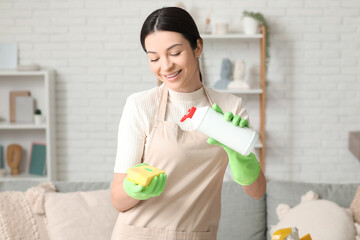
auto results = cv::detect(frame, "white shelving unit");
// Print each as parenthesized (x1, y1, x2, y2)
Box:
(0, 69, 56, 181)
(214, 88, 263, 94)
(201, 33, 262, 39)
(201, 28, 267, 170)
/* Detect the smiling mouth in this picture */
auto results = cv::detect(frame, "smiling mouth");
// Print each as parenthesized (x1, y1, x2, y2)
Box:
(163, 70, 181, 78)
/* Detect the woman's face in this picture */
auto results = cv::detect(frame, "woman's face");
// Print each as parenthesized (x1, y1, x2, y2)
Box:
(144, 31, 203, 92)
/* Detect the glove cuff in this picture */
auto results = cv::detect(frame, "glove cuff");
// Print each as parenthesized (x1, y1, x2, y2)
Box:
(232, 157, 261, 185)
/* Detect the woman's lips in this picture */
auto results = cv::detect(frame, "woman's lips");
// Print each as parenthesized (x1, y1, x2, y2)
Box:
(163, 70, 182, 81)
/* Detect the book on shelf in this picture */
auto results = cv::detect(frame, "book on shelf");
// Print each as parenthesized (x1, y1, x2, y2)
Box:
(28, 142, 46, 176)
(15, 96, 34, 123)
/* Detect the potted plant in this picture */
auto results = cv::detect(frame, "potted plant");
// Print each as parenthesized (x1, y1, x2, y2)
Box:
(242, 11, 270, 72)
(34, 109, 42, 125)
(243, 12, 260, 35)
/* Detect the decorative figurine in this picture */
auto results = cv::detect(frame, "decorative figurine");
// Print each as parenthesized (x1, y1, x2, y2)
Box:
(228, 59, 250, 90)
(7, 144, 22, 175)
(205, 6, 213, 34)
(214, 58, 232, 89)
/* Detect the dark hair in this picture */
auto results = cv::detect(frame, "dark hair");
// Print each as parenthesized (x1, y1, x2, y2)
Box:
(140, 7, 203, 82)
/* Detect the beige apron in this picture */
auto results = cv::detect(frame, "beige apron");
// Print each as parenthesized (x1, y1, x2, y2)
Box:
(112, 85, 229, 240)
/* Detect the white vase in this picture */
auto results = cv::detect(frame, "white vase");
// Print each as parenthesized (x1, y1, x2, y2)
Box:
(34, 114, 42, 125)
(215, 23, 229, 34)
(243, 16, 259, 35)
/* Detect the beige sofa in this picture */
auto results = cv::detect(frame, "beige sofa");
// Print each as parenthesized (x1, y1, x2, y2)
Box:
(0, 180, 358, 240)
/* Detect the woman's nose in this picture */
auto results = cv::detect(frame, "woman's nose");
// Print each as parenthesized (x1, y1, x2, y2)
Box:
(161, 57, 173, 71)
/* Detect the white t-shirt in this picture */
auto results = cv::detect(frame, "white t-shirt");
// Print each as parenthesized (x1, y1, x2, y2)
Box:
(114, 84, 249, 176)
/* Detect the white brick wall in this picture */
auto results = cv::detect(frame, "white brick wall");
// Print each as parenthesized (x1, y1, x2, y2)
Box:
(1, 0, 359, 182)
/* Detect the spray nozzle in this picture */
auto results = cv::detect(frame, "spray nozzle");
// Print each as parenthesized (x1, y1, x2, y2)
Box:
(180, 107, 197, 122)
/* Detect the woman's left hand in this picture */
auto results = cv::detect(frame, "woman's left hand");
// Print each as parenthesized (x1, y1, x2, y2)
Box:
(211, 103, 249, 128)
(207, 103, 260, 186)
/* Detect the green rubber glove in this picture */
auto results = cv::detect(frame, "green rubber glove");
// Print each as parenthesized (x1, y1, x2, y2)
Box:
(207, 103, 261, 185)
(123, 163, 167, 200)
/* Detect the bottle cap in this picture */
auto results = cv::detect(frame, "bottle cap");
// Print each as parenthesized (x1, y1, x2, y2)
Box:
(180, 107, 197, 122)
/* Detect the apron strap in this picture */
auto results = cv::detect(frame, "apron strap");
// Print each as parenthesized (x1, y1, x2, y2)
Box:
(156, 84, 168, 122)
(203, 86, 214, 106)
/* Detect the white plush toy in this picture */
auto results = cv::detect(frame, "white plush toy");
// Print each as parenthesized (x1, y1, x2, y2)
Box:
(271, 191, 360, 240)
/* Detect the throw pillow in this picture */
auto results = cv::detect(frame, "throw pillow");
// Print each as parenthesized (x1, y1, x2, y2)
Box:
(44, 189, 119, 240)
(351, 186, 360, 224)
(0, 182, 55, 240)
(270, 190, 356, 240)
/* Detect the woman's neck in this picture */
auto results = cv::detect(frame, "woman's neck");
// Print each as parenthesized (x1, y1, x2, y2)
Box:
(166, 81, 203, 93)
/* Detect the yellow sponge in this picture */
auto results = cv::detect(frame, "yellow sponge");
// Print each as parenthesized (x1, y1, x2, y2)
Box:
(271, 228, 312, 240)
(126, 165, 165, 187)
(300, 234, 312, 240)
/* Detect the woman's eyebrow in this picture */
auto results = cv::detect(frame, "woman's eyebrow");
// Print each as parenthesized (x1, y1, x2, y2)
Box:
(147, 43, 183, 54)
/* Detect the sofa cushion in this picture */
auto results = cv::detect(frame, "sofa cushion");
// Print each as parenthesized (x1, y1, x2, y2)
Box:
(218, 182, 266, 240)
(266, 180, 359, 239)
(44, 189, 119, 240)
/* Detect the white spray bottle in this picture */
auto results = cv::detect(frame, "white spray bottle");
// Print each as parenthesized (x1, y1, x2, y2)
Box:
(181, 106, 258, 156)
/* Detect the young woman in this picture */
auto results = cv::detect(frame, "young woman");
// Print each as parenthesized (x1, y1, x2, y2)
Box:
(111, 7, 266, 240)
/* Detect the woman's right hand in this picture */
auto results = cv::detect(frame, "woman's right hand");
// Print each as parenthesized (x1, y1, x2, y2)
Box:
(123, 163, 167, 200)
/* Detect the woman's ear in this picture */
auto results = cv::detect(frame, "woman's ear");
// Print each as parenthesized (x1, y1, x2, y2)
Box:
(195, 38, 203, 59)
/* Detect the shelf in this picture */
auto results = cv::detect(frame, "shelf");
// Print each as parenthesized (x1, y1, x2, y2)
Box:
(201, 33, 263, 39)
(0, 70, 49, 77)
(0, 173, 48, 182)
(0, 69, 56, 181)
(0, 122, 47, 130)
(213, 88, 263, 94)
